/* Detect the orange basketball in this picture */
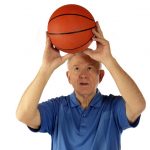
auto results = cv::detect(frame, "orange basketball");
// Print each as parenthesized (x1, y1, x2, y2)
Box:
(47, 4, 96, 53)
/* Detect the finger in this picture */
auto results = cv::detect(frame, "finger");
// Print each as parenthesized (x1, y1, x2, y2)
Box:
(92, 37, 109, 46)
(83, 48, 94, 56)
(61, 53, 74, 62)
(92, 28, 103, 39)
(46, 31, 53, 47)
(96, 21, 104, 37)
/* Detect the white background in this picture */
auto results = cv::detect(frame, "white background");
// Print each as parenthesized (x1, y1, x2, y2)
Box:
(0, 0, 150, 149)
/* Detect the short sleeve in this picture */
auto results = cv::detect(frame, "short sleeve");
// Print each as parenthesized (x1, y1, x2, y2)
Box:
(28, 97, 62, 135)
(113, 96, 140, 131)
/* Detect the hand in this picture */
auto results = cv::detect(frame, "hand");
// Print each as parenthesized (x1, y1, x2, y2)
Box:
(42, 32, 73, 71)
(84, 21, 113, 65)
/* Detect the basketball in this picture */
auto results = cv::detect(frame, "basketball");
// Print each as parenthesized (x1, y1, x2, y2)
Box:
(47, 4, 96, 53)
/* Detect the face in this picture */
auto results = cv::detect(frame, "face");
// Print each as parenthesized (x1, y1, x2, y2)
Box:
(67, 53, 104, 97)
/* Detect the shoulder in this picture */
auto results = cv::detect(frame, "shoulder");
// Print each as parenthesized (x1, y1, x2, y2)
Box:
(102, 94, 123, 102)
(39, 95, 70, 108)
(37, 95, 71, 118)
(101, 93, 125, 108)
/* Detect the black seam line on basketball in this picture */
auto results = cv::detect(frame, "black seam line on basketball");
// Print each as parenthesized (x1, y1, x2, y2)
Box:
(56, 36, 93, 51)
(49, 14, 95, 23)
(47, 26, 96, 35)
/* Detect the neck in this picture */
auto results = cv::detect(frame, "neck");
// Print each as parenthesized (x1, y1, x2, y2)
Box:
(75, 91, 96, 109)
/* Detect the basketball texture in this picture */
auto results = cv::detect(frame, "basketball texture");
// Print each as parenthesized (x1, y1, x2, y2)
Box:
(47, 4, 96, 53)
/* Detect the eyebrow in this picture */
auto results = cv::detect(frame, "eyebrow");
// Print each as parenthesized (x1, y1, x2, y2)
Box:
(70, 64, 96, 70)
(72, 65, 79, 67)
(72, 63, 95, 66)
(68, 60, 101, 70)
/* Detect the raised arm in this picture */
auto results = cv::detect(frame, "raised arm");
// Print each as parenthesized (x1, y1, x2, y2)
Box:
(16, 33, 73, 129)
(84, 21, 146, 123)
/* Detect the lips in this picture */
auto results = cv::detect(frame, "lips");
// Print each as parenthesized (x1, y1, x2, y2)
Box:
(79, 82, 89, 86)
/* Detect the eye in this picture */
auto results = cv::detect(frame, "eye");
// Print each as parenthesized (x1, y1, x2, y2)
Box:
(74, 67, 79, 71)
(87, 66, 93, 71)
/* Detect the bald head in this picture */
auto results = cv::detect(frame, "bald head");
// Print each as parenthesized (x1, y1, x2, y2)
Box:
(67, 52, 101, 70)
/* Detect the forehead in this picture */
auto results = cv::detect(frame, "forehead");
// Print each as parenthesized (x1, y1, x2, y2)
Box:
(68, 53, 100, 69)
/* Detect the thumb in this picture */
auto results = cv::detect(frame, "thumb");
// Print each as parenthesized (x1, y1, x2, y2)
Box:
(83, 48, 94, 56)
(46, 31, 53, 48)
(61, 53, 74, 63)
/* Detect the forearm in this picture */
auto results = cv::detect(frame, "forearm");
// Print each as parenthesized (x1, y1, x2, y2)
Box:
(104, 57, 145, 119)
(87, 21, 146, 121)
(16, 65, 54, 122)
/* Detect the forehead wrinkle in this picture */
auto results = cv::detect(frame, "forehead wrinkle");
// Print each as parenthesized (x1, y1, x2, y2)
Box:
(67, 53, 101, 70)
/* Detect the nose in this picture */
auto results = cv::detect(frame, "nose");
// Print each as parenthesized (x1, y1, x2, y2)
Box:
(79, 70, 88, 79)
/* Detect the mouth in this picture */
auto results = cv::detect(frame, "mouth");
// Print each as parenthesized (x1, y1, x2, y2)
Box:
(79, 82, 89, 86)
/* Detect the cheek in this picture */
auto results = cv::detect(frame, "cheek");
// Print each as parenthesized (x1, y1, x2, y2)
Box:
(69, 75, 78, 84)
(91, 75, 99, 84)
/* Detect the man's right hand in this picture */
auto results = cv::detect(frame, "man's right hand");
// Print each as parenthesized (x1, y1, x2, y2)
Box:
(16, 32, 73, 128)
(41, 32, 73, 72)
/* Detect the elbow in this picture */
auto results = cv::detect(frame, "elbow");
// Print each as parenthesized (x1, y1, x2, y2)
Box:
(16, 106, 38, 125)
(140, 98, 146, 112)
(135, 96, 146, 114)
(134, 99, 146, 122)
(16, 109, 31, 125)
(127, 98, 146, 123)
(16, 106, 29, 123)
(136, 98, 146, 119)
(16, 108, 25, 122)
(135, 98, 146, 116)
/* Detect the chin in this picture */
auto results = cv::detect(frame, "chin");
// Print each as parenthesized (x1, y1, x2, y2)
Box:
(77, 88, 95, 96)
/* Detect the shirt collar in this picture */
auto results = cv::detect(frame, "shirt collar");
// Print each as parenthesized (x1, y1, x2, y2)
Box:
(70, 92, 80, 107)
(69, 89, 103, 108)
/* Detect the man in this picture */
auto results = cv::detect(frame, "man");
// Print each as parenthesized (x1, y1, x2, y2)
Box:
(16, 21, 146, 150)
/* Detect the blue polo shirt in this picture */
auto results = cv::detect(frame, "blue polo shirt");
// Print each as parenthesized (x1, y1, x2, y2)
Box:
(29, 90, 140, 150)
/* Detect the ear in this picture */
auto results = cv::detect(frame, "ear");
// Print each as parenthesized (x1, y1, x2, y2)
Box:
(66, 71, 71, 83)
(99, 70, 105, 82)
